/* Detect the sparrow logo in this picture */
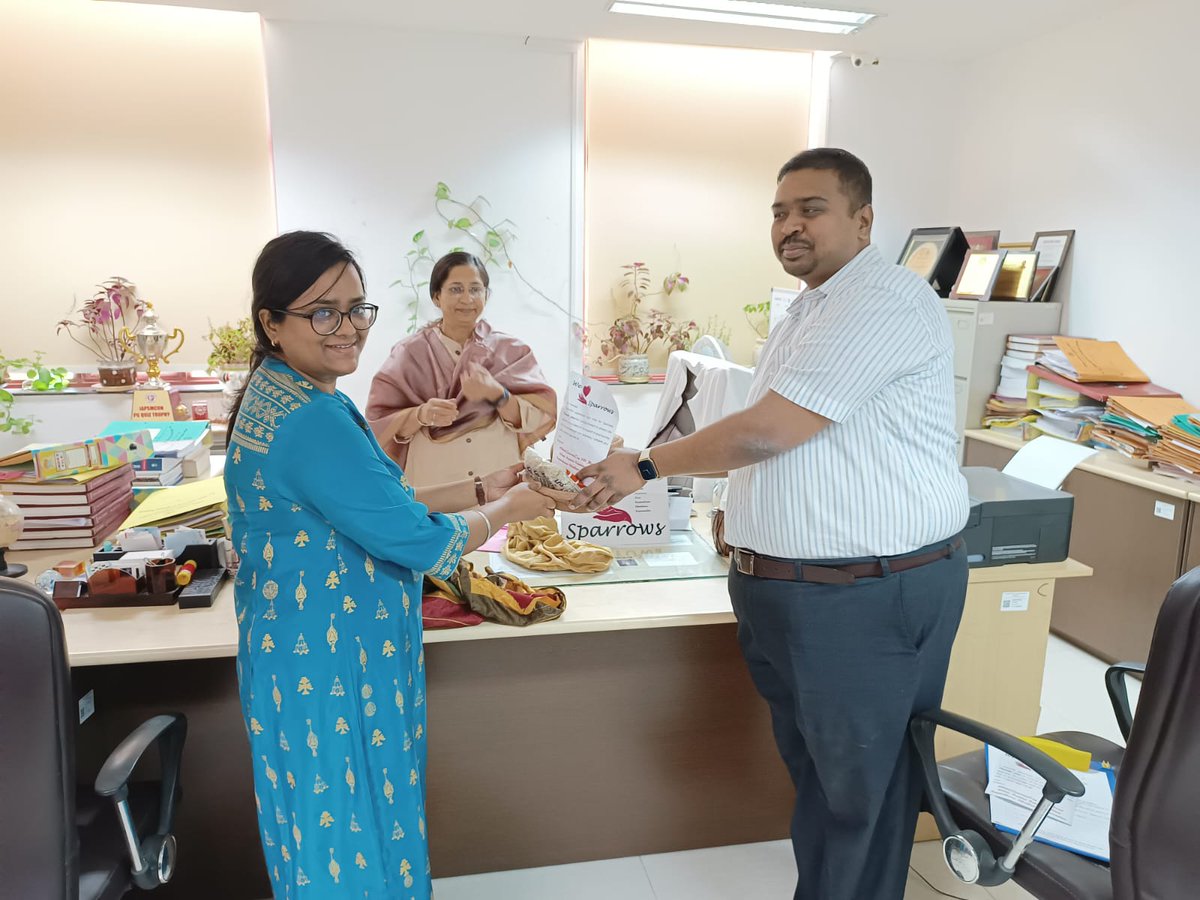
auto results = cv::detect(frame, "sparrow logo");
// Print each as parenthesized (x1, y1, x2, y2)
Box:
(578, 385, 591, 405)
(593, 507, 632, 524)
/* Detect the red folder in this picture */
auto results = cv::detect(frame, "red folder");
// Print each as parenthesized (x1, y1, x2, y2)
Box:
(1027, 365, 1180, 403)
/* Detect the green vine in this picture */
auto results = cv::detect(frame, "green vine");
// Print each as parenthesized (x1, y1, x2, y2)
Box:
(1, 351, 71, 434)
(392, 182, 571, 335)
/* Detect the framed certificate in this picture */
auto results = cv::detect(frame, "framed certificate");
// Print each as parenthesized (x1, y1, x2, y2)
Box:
(991, 250, 1040, 300)
(950, 249, 1007, 301)
(964, 230, 1001, 252)
(898, 226, 969, 296)
(1031, 230, 1075, 269)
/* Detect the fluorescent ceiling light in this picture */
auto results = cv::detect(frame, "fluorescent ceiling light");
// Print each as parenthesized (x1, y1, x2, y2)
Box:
(608, 0, 875, 34)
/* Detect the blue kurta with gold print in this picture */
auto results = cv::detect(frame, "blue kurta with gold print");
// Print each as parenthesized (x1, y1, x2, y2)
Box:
(226, 357, 469, 899)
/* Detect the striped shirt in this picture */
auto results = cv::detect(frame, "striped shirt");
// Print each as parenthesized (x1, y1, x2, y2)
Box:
(724, 243, 969, 559)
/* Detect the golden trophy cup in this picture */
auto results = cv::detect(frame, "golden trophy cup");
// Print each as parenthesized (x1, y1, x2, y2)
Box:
(119, 304, 188, 420)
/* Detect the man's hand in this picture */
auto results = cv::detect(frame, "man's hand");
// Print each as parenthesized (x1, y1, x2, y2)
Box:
(460, 363, 505, 404)
(570, 448, 644, 511)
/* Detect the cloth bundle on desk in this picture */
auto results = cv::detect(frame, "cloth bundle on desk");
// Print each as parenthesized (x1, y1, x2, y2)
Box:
(422, 560, 566, 629)
(503, 517, 614, 574)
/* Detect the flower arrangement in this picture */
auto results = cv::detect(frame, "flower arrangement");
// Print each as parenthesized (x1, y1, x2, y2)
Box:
(598, 262, 697, 363)
(57, 277, 147, 363)
(205, 317, 255, 373)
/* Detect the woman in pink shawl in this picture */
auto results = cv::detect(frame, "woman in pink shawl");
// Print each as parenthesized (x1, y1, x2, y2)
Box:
(367, 252, 557, 489)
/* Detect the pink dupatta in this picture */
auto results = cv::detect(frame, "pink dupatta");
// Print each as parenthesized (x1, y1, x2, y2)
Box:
(366, 320, 557, 468)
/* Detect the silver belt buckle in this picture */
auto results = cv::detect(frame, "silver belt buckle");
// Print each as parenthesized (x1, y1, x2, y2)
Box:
(735, 550, 755, 576)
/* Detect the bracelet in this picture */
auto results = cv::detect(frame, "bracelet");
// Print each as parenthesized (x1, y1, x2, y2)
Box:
(415, 406, 430, 428)
(475, 509, 493, 542)
(474, 476, 487, 506)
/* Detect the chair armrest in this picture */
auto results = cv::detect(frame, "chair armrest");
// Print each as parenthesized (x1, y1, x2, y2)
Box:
(1104, 662, 1145, 743)
(95, 714, 187, 849)
(910, 708, 1085, 886)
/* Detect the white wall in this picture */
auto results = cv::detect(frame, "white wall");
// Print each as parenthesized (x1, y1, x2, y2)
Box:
(262, 22, 579, 409)
(945, 0, 1200, 402)
(829, 1, 1200, 403)
(826, 56, 964, 262)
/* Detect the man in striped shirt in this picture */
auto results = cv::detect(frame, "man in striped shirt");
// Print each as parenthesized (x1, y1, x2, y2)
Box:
(574, 148, 970, 899)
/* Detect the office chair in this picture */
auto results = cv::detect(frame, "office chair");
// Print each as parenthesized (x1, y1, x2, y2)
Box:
(909, 564, 1200, 899)
(0, 577, 187, 900)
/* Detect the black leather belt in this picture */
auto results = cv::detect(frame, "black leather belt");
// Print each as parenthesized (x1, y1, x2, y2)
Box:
(733, 538, 963, 585)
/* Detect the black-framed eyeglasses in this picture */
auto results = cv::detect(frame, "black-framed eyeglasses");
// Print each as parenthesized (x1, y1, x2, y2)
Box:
(280, 304, 378, 335)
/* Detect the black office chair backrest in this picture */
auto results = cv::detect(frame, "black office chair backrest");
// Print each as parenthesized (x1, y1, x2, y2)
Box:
(0, 577, 77, 900)
(1110, 565, 1200, 900)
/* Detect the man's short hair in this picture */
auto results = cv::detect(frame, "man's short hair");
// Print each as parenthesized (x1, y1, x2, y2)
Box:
(777, 148, 872, 212)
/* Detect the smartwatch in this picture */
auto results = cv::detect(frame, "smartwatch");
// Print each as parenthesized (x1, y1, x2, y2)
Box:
(637, 448, 660, 482)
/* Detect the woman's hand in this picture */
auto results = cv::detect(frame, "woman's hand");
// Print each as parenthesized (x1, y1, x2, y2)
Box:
(482, 463, 523, 502)
(523, 477, 580, 512)
(461, 363, 505, 404)
(492, 483, 555, 524)
(417, 397, 458, 428)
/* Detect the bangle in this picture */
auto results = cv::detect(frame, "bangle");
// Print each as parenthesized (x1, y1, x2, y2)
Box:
(415, 406, 430, 428)
(475, 509, 493, 542)
(491, 387, 511, 408)
(474, 476, 487, 506)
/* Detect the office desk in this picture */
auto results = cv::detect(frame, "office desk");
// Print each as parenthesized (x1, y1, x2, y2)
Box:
(12, 532, 1089, 899)
(965, 428, 1200, 662)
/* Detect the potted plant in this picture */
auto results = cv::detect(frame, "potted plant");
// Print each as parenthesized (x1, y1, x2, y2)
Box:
(1, 351, 72, 435)
(204, 317, 255, 424)
(57, 277, 147, 387)
(599, 263, 697, 383)
(743, 301, 771, 364)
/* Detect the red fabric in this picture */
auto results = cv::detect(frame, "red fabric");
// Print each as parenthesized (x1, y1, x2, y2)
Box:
(421, 594, 485, 629)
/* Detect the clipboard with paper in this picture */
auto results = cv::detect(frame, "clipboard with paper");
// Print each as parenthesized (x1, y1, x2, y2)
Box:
(986, 743, 1117, 862)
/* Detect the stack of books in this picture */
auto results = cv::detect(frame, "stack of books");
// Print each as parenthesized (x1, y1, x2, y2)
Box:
(100, 420, 212, 496)
(984, 335, 1059, 430)
(0, 465, 134, 550)
(1091, 397, 1200, 463)
(1149, 413, 1200, 483)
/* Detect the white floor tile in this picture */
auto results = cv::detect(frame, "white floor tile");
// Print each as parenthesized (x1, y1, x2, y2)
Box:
(1037, 635, 1140, 745)
(639, 840, 796, 900)
(431, 856, 656, 900)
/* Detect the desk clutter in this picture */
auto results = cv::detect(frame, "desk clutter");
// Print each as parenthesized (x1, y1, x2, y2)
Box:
(984, 334, 1200, 484)
(34, 525, 231, 611)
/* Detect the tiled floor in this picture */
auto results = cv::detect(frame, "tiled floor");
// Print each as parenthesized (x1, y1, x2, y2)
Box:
(433, 635, 1131, 899)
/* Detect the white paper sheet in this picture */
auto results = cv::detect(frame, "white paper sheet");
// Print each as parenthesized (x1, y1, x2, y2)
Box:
(986, 746, 1114, 862)
(1001, 436, 1097, 490)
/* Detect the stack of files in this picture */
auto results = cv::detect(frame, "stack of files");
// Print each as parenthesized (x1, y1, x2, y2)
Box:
(1039, 337, 1149, 384)
(118, 476, 228, 540)
(984, 335, 1059, 429)
(0, 465, 134, 550)
(1092, 397, 1200, 463)
(1150, 413, 1200, 483)
(1022, 366, 1180, 445)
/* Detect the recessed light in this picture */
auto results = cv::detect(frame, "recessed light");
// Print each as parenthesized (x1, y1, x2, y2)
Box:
(608, 0, 876, 35)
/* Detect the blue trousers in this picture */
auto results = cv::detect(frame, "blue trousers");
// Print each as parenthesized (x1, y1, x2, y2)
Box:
(729, 538, 968, 900)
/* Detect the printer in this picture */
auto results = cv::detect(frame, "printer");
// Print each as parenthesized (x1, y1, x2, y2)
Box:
(961, 467, 1074, 567)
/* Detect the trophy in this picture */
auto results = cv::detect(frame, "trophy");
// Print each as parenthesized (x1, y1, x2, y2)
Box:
(120, 303, 185, 388)
(119, 304, 188, 420)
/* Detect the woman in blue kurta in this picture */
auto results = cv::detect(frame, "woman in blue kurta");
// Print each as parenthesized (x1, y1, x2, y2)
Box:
(226, 232, 554, 899)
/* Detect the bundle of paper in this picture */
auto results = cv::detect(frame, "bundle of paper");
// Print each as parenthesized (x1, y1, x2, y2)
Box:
(118, 476, 228, 539)
(1149, 413, 1200, 483)
(1093, 397, 1200, 462)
